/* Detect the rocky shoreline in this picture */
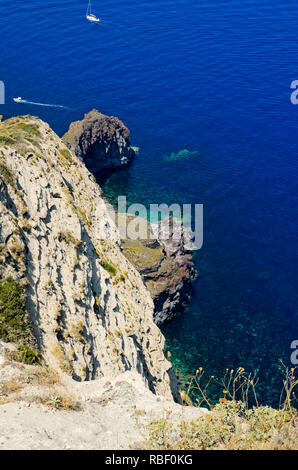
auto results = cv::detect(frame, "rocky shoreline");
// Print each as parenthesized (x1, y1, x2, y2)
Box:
(121, 216, 195, 326)
(0, 112, 296, 452)
(0, 110, 195, 402)
(63, 109, 196, 325)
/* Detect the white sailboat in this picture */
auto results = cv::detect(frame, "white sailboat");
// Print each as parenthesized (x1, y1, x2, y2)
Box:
(86, 1, 100, 23)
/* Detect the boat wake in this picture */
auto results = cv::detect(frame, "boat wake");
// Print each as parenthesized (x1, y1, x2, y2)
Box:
(16, 99, 70, 109)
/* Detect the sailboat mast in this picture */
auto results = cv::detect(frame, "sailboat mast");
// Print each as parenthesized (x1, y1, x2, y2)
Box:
(86, 0, 100, 22)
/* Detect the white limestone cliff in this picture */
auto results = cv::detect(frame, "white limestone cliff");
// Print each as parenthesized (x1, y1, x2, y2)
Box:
(0, 115, 178, 399)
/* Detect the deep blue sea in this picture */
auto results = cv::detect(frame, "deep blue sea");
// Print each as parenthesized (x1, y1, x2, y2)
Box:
(1, 0, 298, 406)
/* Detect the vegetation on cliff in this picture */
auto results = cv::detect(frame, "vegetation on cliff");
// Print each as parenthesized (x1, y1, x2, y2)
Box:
(0, 114, 174, 398)
(0, 114, 296, 451)
(145, 365, 297, 450)
(0, 277, 40, 364)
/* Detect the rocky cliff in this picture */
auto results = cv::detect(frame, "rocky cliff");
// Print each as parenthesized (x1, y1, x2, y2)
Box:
(62, 109, 136, 172)
(0, 115, 177, 399)
(62, 109, 195, 324)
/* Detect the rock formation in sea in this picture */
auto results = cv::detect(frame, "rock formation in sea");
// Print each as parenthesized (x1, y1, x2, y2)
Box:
(120, 216, 195, 325)
(63, 109, 196, 325)
(62, 109, 136, 172)
(0, 115, 178, 399)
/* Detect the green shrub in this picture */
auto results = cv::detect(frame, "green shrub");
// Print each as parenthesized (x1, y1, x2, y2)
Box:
(0, 136, 15, 146)
(102, 261, 117, 276)
(58, 148, 73, 164)
(24, 137, 40, 148)
(17, 123, 41, 138)
(144, 366, 298, 450)
(146, 402, 297, 450)
(0, 277, 40, 364)
(0, 163, 15, 187)
(17, 344, 41, 365)
(77, 206, 91, 228)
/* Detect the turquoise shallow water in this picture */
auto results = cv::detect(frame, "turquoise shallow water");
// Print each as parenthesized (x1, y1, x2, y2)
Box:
(1, 0, 298, 406)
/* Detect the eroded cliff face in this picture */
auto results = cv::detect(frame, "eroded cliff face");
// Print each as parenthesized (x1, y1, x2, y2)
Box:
(0, 115, 176, 399)
(62, 109, 195, 325)
(62, 109, 136, 172)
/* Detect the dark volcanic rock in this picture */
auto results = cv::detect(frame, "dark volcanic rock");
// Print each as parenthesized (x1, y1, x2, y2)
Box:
(149, 217, 196, 325)
(121, 216, 195, 326)
(62, 109, 136, 172)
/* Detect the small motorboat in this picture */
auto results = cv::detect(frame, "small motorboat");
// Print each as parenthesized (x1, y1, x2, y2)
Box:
(13, 97, 22, 103)
(86, 1, 100, 23)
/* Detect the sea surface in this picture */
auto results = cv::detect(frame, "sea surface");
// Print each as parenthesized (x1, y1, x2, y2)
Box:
(1, 0, 298, 406)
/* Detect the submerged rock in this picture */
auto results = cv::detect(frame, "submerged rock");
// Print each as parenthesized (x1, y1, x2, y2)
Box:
(163, 149, 199, 162)
(62, 109, 136, 172)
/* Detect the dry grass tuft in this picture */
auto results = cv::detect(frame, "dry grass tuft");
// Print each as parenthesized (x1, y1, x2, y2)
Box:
(34, 391, 81, 411)
(25, 366, 63, 388)
(0, 377, 24, 396)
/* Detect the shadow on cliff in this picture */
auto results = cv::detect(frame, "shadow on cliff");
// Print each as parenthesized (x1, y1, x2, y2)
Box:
(93, 163, 134, 196)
